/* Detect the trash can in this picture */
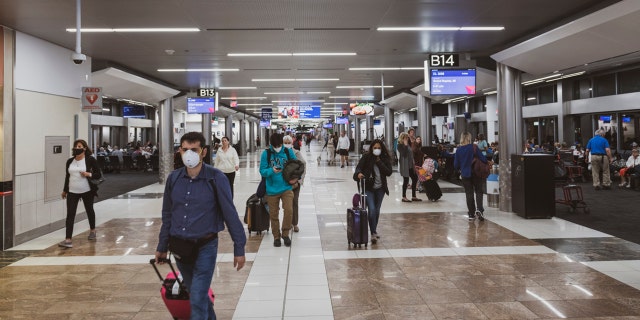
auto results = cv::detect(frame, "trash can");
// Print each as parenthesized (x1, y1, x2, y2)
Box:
(511, 154, 555, 218)
(487, 165, 499, 208)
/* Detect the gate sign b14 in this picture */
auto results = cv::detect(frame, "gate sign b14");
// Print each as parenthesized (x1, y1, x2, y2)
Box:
(429, 54, 459, 67)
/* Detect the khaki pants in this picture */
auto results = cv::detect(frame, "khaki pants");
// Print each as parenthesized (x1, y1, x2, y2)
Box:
(266, 190, 294, 239)
(591, 154, 611, 187)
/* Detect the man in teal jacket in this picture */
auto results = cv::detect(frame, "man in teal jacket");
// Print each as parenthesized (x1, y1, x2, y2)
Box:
(260, 133, 298, 247)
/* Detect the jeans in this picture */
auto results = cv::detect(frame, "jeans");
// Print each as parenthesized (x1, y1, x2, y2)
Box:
(176, 238, 219, 320)
(266, 190, 294, 239)
(65, 191, 96, 239)
(365, 188, 386, 235)
(462, 177, 485, 216)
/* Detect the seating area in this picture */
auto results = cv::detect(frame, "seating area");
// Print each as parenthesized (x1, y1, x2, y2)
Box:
(96, 155, 159, 173)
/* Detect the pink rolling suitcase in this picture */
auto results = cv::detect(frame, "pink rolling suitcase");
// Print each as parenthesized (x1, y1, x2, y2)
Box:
(150, 258, 215, 320)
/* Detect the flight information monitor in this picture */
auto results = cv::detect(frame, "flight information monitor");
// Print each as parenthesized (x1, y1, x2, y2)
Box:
(187, 97, 217, 114)
(430, 68, 476, 95)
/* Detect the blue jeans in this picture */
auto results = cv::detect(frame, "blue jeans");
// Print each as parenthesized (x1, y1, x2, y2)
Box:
(176, 238, 218, 320)
(462, 177, 484, 216)
(365, 188, 386, 235)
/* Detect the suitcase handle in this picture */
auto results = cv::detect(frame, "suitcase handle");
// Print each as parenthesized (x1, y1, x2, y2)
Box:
(149, 257, 186, 291)
(357, 178, 366, 208)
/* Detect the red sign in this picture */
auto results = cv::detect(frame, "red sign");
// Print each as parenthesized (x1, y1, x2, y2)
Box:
(82, 87, 103, 111)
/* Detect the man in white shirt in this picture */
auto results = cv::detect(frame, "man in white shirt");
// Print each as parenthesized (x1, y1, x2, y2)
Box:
(337, 130, 350, 168)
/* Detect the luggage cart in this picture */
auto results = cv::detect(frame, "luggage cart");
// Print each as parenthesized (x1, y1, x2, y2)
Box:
(555, 184, 589, 213)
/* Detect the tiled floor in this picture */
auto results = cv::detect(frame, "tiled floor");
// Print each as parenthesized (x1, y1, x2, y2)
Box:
(4, 141, 640, 319)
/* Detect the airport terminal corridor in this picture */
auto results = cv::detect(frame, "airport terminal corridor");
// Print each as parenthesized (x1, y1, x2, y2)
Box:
(3, 140, 640, 319)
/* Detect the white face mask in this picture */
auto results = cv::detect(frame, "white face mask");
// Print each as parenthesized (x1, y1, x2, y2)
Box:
(284, 143, 293, 149)
(273, 146, 282, 153)
(372, 149, 382, 156)
(181, 150, 201, 168)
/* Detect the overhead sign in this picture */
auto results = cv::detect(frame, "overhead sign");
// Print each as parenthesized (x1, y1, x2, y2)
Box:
(81, 87, 103, 111)
(260, 107, 272, 127)
(428, 53, 459, 67)
(197, 88, 217, 97)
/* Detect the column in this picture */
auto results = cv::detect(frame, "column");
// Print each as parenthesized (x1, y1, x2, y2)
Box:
(202, 113, 212, 147)
(239, 119, 246, 156)
(225, 115, 234, 143)
(366, 115, 373, 141)
(158, 97, 175, 184)
(249, 121, 256, 152)
(384, 105, 394, 156)
(496, 63, 523, 213)
(417, 94, 432, 145)
(486, 95, 498, 143)
(354, 117, 361, 154)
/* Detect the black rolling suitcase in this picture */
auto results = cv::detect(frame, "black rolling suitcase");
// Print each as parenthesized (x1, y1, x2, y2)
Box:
(423, 179, 442, 202)
(347, 179, 369, 248)
(244, 193, 270, 235)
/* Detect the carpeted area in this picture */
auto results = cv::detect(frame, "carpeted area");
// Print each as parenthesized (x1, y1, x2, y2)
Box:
(95, 171, 160, 202)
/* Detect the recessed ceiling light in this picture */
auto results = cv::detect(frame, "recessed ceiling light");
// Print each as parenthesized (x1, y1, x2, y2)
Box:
(323, 102, 348, 105)
(329, 96, 374, 99)
(265, 92, 330, 95)
(218, 87, 257, 90)
(336, 85, 393, 89)
(228, 53, 356, 57)
(157, 68, 239, 72)
(348, 67, 423, 71)
(273, 100, 325, 103)
(220, 97, 267, 100)
(236, 103, 274, 106)
(67, 28, 200, 32)
(252, 78, 339, 82)
(377, 26, 504, 31)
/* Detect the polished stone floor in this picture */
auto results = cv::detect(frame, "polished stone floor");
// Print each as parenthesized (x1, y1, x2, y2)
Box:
(4, 140, 640, 319)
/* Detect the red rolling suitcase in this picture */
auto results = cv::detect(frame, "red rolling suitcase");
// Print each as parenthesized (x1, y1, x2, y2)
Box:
(347, 179, 369, 248)
(150, 258, 215, 320)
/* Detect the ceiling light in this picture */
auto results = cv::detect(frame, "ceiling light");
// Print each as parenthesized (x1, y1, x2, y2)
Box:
(265, 92, 330, 95)
(323, 102, 348, 105)
(67, 28, 200, 32)
(336, 85, 393, 89)
(377, 26, 503, 31)
(228, 52, 356, 57)
(483, 90, 497, 95)
(527, 97, 537, 101)
(236, 103, 274, 106)
(329, 96, 374, 99)
(220, 97, 267, 100)
(157, 68, 239, 72)
(252, 78, 339, 82)
(272, 100, 325, 103)
(348, 67, 423, 71)
(561, 71, 586, 79)
(217, 87, 257, 90)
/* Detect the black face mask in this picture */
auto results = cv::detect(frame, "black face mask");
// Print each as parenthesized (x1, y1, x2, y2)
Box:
(72, 148, 84, 156)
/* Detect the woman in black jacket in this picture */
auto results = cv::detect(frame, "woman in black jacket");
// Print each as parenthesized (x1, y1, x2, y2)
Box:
(59, 139, 102, 248)
(353, 139, 393, 244)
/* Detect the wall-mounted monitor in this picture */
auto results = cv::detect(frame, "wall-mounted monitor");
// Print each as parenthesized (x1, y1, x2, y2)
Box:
(336, 115, 349, 124)
(260, 120, 271, 127)
(187, 97, 217, 114)
(123, 105, 145, 118)
(349, 102, 374, 115)
(430, 68, 476, 95)
(322, 123, 333, 129)
(373, 119, 381, 125)
(278, 105, 299, 119)
(599, 115, 611, 123)
(622, 116, 631, 123)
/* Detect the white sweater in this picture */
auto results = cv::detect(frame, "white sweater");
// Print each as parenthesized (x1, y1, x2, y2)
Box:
(214, 147, 239, 173)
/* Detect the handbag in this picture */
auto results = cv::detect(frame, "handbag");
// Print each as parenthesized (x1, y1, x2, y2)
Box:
(89, 168, 105, 186)
(472, 145, 490, 179)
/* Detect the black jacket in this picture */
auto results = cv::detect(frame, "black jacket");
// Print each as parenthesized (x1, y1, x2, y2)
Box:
(63, 156, 102, 197)
(353, 152, 393, 195)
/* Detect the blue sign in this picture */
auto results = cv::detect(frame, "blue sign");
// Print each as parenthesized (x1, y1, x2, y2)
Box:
(261, 108, 272, 127)
(430, 68, 476, 95)
(299, 105, 321, 119)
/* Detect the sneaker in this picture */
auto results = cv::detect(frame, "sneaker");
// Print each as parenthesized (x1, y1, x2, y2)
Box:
(468, 215, 475, 221)
(274, 239, 282, 247)
(411, 198, 423, 202)
(475, 210, 485, 222)
(626, 184, 632, 189)
(293, 225, 300, 233)
(283, 236, 292, 247)
(371, 237, 377, 244)
(594, 186, 602, 191)
(58, 241, 73, 248)
(619, 182, 626, 187)
(341, 165, 344, 168)
(88, 231, 96, 240)
(603, 185, 611, 190)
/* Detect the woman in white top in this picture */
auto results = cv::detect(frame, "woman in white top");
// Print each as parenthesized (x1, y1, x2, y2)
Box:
(619, 149, 640, 187)
(214, 136, 240, 196)
(60, 139, 102, 248)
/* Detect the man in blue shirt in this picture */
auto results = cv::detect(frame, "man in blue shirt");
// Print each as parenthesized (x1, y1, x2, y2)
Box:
(585, 129, 613, 190)
(156, 131, 246, 320)
(260, 133, 298, 247)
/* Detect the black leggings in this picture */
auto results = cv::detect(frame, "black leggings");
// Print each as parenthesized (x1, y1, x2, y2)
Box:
(224, 171, 236, 197)
(65, 191, 96, 239)
(402, 169, 418, 198)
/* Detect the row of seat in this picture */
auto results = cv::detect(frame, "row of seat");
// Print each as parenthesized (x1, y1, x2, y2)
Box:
(96, 155, 159, 172)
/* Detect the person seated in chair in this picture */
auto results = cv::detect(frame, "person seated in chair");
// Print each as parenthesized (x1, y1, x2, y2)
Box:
(619, 149, 640, 188)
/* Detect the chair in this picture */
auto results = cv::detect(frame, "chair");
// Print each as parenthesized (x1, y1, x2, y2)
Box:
(122, 155, 133, 171)
(108, 155, 121, 173)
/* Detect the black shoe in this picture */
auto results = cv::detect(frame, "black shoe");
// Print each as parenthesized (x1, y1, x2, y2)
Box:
(283, 236, 291, 247)
(274, 239, 282, 247)
(341, 165, 344, 168)
(602, 185, 611, 190)
(476, 210, 485, 221)
(595, 186, 602, 191)
(371, 237, 377, 244)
